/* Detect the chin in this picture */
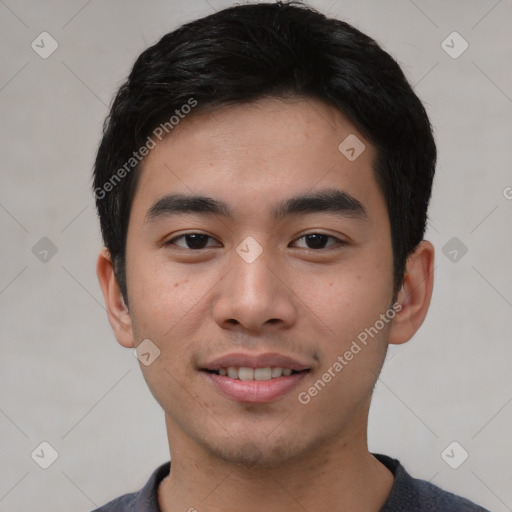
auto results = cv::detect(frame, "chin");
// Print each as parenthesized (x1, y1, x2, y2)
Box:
(194, 426, 323, 470)
(210, 440, 296, 469)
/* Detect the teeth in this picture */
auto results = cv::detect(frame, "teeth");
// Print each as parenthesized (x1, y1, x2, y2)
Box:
(238, 367, 254, 381)
(216, 367, 299, 380)
(271, 367, 283, 378)
(254, 368, 272, 381)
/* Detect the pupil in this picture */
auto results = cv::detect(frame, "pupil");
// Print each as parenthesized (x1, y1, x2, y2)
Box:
(186, 234, 208, 249)
(306, 234, 327, 249)
(184, 234, 328, 250)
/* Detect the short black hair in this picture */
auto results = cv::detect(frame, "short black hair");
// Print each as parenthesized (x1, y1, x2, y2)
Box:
(92, 0, 436, 304)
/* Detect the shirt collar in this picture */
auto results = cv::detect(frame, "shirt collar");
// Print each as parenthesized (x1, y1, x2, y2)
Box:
(133, 460, 170, 511)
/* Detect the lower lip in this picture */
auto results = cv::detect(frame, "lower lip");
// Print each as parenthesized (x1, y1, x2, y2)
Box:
(202, 371, 309, 403)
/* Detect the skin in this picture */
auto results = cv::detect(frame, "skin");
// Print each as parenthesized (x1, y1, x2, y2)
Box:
(97, 96, 434, 512)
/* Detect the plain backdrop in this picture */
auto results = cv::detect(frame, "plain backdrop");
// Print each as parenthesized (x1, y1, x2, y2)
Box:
(1, 1, 511, 511)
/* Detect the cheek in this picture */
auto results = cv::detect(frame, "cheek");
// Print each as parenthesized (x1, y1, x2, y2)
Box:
(126, 250, 203, 334)
(127, 261, 200, 404)
(296, 258, 392, 340)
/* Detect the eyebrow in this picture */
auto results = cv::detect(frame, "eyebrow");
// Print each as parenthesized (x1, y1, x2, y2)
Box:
(144, 188, 368, 224)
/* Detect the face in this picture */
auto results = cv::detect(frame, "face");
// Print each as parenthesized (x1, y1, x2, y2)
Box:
(122, 97, 396, 467)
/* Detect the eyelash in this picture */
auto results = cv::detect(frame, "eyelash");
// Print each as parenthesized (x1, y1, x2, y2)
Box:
(164, 232, 346, 251)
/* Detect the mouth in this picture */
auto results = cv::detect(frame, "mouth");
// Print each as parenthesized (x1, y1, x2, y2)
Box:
(200, 353, 312, 403)
(203, 366, 308, 380)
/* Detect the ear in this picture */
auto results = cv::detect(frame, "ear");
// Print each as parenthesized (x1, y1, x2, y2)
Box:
(388, 240, 435, 345)
(96, 247, 135, 348)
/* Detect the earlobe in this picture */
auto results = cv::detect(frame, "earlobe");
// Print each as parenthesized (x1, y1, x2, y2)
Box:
(388, 240, 435, 345)
(96, 248, 135, 348)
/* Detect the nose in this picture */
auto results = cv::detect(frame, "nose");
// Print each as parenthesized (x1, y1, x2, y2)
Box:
(212, 242, 297, 334)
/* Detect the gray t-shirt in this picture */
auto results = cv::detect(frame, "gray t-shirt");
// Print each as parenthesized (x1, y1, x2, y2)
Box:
(91, 453, 490, 511)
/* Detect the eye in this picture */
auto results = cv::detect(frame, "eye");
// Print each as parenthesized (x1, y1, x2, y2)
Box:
(164, 232, 344, 251)
(291, 233, 344, 250)
(165, 233, 220, 250)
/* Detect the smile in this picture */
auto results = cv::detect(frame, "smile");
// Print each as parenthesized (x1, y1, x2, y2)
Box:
(205, 366, 305, 380)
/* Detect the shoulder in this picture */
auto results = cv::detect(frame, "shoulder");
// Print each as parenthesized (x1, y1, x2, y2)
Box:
(395, 474, 490, 511)
(89, 460, 171, 512)
(90, 491, 138, 512)
(374, 454, 490, 512)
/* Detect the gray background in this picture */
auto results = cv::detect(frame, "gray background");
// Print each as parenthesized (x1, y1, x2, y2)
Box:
(1, 0, 511, 511)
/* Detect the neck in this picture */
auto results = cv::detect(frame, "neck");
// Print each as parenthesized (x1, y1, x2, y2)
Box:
(157, 410, 394, 512)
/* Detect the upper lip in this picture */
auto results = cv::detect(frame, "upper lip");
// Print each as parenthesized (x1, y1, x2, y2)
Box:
(201, 352, 311, 371)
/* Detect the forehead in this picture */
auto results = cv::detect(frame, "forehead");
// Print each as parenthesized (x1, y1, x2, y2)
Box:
(131, 97, 383, 222)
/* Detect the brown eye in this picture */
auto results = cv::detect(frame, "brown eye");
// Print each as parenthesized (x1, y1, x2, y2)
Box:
(166, 233, 219, 250)
(292, 233, 343, 250)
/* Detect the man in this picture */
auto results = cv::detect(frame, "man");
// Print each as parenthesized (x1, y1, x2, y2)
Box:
(92, 1, 489, 510)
